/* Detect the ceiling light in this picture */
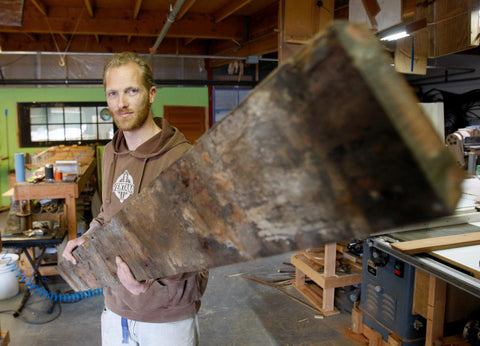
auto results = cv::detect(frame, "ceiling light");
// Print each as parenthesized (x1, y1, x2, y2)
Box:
(377, 18, 427, 42)
(380, 31, 409, 41)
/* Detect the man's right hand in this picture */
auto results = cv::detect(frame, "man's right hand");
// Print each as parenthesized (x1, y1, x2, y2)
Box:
(62, 235, 87, 265)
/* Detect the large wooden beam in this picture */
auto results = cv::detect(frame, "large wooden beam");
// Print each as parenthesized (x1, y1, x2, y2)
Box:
(57, 21, 464, 291)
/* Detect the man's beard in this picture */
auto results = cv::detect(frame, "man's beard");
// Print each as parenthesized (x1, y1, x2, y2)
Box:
(113, 101, 151, 131)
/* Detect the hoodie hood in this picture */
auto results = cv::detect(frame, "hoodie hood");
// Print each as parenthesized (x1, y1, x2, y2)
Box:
(103, 117, 190, 205)
(112, 117, 187, 159)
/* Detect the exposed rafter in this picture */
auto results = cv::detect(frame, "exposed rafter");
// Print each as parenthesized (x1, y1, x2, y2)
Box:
(23, 32, 36, 41)
(84, 0, 94, 17)
(214, 0, 253, 23)
(30, 0, 48, 16)
(0, 0, 284, 64)
(0, 7, 245, 41)
(177, 0, 197, 20)
(184, 37, 195, 46)
(59, 33, 68, 42)
(133, 0, 143, 19)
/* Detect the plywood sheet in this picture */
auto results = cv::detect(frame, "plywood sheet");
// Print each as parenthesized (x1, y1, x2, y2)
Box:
(431, 245, 480, 278)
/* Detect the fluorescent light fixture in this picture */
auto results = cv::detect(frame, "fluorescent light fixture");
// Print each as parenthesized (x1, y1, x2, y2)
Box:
(380, 31, 409, 41)
(377, 19, 426, 42)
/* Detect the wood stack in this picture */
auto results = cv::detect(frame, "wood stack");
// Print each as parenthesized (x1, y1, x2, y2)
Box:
(58, 21, 464, 292)
(0, 319, 9, 346)
(348, 304, 471, 346)
(291, 242, 362, 316)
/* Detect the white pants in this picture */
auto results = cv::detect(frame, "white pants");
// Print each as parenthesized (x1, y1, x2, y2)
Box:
(101, 308, 197, 346)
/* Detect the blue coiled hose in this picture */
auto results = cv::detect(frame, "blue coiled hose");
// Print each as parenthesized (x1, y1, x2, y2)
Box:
(1, 250, 103, 303)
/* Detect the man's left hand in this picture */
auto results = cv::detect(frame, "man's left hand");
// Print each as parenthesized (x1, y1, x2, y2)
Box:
(116, 256, 151, 295)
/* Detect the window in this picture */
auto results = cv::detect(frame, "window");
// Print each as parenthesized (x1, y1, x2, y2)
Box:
(17, 102, 116, 147)
(213, 88, 251, 123)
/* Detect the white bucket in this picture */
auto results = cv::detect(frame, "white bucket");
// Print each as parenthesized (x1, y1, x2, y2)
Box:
(0, 253, 19, 300)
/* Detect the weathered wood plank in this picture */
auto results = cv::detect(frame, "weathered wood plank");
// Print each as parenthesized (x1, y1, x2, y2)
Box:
(391, 232, 480, 255)
(57, 21, 464, 291)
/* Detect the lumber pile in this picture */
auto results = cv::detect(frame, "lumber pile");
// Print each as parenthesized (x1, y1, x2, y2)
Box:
(291, 243, 363, 316)
(0, 320, 9, 346)
(57, 21, 464, 291)
(348, 305, 472, 346)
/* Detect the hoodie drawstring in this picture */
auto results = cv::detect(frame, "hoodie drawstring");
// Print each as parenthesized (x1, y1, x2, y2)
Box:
(137, 158, 148, 194)
(106, 152, 118, 204)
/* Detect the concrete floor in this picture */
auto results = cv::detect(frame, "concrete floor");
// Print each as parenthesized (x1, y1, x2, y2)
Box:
(0, 210, 360, 345)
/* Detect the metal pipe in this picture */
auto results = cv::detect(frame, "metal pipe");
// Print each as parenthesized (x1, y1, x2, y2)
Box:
(0, 51, 278, 62)
(147, 0, 187, 63)
(409, 75, 480, 87)
(407, 65, 476, 85)
(0, 79, 257, 87)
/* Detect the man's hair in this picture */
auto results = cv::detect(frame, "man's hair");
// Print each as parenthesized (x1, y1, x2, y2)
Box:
(103, 52, 154, 90)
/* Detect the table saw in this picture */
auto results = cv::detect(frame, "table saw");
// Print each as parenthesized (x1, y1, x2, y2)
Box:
(359, 178, 480, 345)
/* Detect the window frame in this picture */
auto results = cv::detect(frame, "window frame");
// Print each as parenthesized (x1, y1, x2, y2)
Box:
(17, 101, 117, 148)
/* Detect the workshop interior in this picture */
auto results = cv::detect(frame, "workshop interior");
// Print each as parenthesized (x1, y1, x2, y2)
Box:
(1, 1, 480, 345)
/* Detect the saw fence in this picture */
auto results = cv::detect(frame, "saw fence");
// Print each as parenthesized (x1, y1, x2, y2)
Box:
(57, 21, 464, 291)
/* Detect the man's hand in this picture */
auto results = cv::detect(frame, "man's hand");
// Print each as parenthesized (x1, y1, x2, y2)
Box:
(62, 235, 87, 265)
(116, 256, 151, 295)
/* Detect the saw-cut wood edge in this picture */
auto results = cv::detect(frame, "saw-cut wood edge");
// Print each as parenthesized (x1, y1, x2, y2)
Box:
(391, 232, 480, 255)
(57, 21, 464, 291)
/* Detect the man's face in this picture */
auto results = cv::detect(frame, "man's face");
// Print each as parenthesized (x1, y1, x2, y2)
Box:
(104, 61, 155, 131)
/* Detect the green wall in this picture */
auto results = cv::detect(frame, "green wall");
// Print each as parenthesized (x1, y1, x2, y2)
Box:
(0, 86, 208, 206)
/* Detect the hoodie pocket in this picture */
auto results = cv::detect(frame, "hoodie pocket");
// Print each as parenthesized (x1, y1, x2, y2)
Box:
(123, 281, 170, 313)
(158, 275, 200, 308)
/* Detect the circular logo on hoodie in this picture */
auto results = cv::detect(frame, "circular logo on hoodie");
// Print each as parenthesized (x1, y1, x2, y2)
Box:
(113, 170, 135, 203)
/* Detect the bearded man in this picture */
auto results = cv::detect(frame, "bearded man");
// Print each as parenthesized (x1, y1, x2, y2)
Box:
(63, 52, 208, 346)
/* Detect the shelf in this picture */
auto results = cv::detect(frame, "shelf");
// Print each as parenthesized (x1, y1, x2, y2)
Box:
(291, 242, 362, 316)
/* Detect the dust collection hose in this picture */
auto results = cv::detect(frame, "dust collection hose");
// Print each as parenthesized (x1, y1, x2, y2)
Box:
(0, 250, 102, 303)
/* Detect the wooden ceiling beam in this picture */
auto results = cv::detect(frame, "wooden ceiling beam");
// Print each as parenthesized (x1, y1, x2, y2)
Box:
(214, 0, 253, 23)
(23, 32, 37, 41)
(361, 0, 380, 28)
(84, 0, 94, 18)
(0, 7, 244, 40)
(0, 34, 208, 54)
(30, 0, 48, 16)
(184, 37, 195, 46)
(207, 2, 278, 67)
(208, 31, 278, 68)
(177, 0, 197, 20)
(133, 0, 143, 20)
(59, 33, 69, 42)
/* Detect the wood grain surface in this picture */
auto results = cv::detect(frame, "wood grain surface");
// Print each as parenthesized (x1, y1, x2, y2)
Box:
(57, 21, 464, 291)
(391, 232, 480, 255)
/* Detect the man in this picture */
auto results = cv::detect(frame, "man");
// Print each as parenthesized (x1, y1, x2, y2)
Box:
(63, 52, 207, 345)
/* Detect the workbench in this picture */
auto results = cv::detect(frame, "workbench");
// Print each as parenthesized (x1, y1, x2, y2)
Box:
(12, 149, 96, 241)
(1, 228, 67, 317)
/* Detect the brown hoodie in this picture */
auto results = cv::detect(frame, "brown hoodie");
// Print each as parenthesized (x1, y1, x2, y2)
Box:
(88, 117, 207, 323)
